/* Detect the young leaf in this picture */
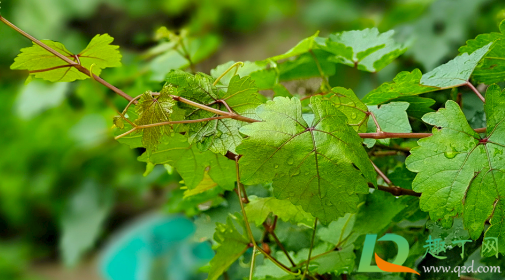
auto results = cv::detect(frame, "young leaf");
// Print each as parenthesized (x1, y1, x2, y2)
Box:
(319, 28, 407, 72)
(166, 70, 262, 154)
(245, 196, 315, 227)
(135, 89, 175, 151)
(420, 42, 492, 88)
(208, 216, 250, 280)
(237, 96, 376, 224)
(11, 34, 121, 82)
(362, 69, 438, 105)
(322, 87, 369, 133)
(406, 86, 505, 255)
(459, 19, 505, 84)
(138, 134, 236, 190)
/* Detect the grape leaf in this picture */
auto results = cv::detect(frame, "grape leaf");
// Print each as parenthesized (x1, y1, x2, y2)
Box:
(253, 251, 297, 280)
(138, 134, 236, 190)
(278, 50, 336, 81)
(165, 186, 224, 216)
(245, 196, 315, 227)
(406, 86, 505, 255)
(237, 96, 376, 223)
(310, 245, 355, 275)
(182, 170, 219, 198)
(149, 34, 221, 82)
(269, 31, 322, 61)
(317, 213, 356, 246)
(363, 42, 491, 105)
(319, 28, 407, 72)
(322, 87, 369, 133)
(134, 89, 176, 151)
(459, 20, 505, 84)
(166, 70, 262, 154)
(391, 96, 436, 119)
(11, 34, 121, 83)
(365, 102, 412, 146)
(208, 215, 250, 280)
(346, 191, 410, 246)
(113, 108, 143, 149)
(420, 43, 492, 88)
(362, 69, 439, 105)
(211, 60, 277, 90)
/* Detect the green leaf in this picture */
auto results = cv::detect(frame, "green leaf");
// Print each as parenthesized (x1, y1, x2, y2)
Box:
(269, 31, 321, 61)
(134, 89, 175, 151)
(165, 184, 225, 216)
(406, 87, 505, 255)
(322, 87, 369, 133)
(237, 96, 375, 223)
(366, 102, 412, 146)
(148, 34, 221, 81)
(391, 96, 436, 119)
(362, 69, 438, 105)
(317, 213, 356, 245)
(11, 34, 121, 83)
(278, 50, 336, 81)
(208, 215, 250, 280)
(182, 170, 219, 198)
(310, 245, 355, 275)
(420, 43, 492, 88)
(138, 134, 236, 190)
(254, 251, 297, 280)
(272, 84, 293, 98)
(459, 20, 505, 84)
(114, 108, 143, 149)
(319, 28, 407, 72)
(60, 181, 112, 266)
(166, 70, 262, 154)
(346, 191, 410, 245)
(211, 60, 277, 90)
(245, 196, 315, 227)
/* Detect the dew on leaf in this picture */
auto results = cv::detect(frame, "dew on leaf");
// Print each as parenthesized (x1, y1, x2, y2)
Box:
(287, 157, 294, 165)
(444, 151, 458, 159)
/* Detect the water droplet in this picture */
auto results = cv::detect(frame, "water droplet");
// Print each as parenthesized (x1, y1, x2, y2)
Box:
(292, 169, 300, 176)
(274, 165, 279, 169)
(351, 112, 357, 119)
(287, 157, 294, 165)
(444, 151, 458, 159)
(325, 201, 334, 206)
(289, 192, 296, 197)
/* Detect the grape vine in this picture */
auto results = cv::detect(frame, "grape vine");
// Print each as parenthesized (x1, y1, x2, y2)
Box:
(2, 11, 505, 280)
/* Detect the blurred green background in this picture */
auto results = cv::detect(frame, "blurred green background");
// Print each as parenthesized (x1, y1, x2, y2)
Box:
(1, 0, 505, 279)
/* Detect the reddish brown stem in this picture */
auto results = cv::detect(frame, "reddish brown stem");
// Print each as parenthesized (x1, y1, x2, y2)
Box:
(371, 160, 393, 185)
(359, 131, 432, 139)
(466, 81, 485, 103)
(368, 183, 421, 197)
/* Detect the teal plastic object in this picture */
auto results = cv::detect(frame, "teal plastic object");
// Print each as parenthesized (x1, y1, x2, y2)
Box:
(99, 213, 214, 280)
